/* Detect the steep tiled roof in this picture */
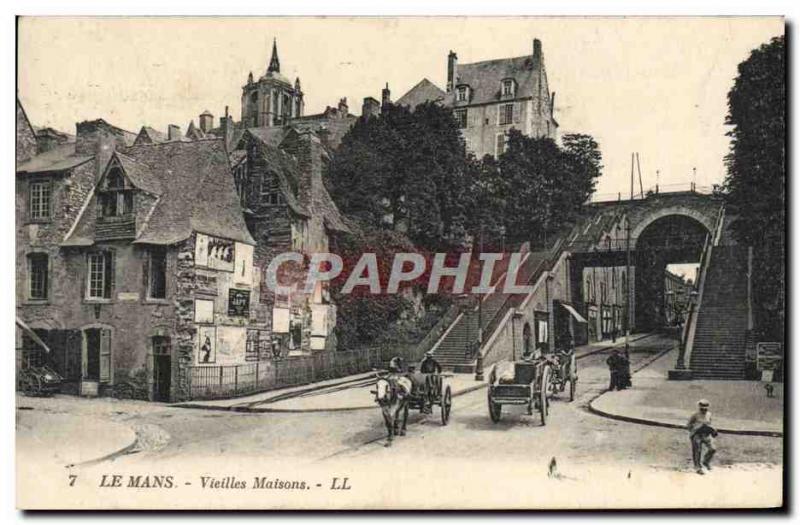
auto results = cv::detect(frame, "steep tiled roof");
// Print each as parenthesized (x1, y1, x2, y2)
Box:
(454, 55, 541, 106)
(114, 152, 162, 195)
(134, 126, 167, 145)
(64, 139, 254, 247)
(396, 78, 447, 108)
(185, 120, 206, 141)
(16, 143, 93, 174)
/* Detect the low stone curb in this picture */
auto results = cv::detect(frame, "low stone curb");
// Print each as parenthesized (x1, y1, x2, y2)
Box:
(174, 334, 656, 414)
(586, 403, 783, 438)
(587, 347, 783, 438)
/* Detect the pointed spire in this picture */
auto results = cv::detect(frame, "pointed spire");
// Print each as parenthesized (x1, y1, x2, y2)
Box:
(268, 37, 280, 73)
(248, 71, 253, 84)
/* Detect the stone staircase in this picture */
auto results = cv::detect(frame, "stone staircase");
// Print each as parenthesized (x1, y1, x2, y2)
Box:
(689, 245, 749, 379)
(433, 251, 547, 372)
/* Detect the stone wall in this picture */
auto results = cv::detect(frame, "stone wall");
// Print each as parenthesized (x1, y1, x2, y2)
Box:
(16, 100, 38, 163)
(16, 160, 97, 308)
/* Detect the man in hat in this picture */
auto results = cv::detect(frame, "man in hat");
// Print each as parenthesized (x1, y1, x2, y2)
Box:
(687, 399, 718, 475)
(420, 350, 442, 374)
(419, 351, 442, 414)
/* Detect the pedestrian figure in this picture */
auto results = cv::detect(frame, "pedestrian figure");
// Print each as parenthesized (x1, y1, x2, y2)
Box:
(606, 349, 625, 391)
(619, 348, 632, 389)
(687, 399, 718, 475)
(201, 336, 212, 363)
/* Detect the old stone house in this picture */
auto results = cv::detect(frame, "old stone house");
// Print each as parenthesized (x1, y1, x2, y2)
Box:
(395, 39, 559, 159)
(17, 108, 265, 401)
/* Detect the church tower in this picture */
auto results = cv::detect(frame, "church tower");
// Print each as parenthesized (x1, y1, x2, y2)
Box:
(241, 38, 304, 128)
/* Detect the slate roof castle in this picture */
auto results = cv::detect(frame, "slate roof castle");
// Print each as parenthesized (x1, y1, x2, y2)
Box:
(179, 38, 558, 160)
(396, 38, 558, 159)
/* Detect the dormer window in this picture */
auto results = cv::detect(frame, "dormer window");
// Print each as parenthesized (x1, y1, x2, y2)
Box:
(99, 167, 133, 217)
(502, 79, 516, 97)
(456, 85, 469, 103)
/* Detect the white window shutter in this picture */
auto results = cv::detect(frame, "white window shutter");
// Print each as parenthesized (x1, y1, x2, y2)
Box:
(99, 329, 112, 382)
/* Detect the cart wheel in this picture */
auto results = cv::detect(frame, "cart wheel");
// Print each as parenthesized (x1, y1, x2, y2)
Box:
(441, 385, 452, 425)
(569, 377, 576, 402)
(488, 392, 502, 423)
(539, 366, 550, 426)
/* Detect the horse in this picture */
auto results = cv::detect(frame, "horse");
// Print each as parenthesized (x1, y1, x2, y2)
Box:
(373, 373, 412, 447)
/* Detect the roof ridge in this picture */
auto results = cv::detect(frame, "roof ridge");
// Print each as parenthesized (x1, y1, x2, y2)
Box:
(459, 54, 532, 68)
(124, 136, 222, 150)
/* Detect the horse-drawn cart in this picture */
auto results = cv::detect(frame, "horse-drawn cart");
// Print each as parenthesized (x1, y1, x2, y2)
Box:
(407, 371, 453, 425)
(547, 350, 578, 402)
(487, 359, 551, 425)
(373, 369, 453, 445)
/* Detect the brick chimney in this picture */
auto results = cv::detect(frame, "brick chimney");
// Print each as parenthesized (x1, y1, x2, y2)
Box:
(75, 120, 122, 180)
(295, 131, 326, 212)
(167, 124, 182, 142)
(447, 51, 458, 93)
(533, 39, 542, 65)
(362, 97, 380, 119)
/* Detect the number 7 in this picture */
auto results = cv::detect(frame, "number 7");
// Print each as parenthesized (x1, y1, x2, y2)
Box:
(68, 475, 77, 486)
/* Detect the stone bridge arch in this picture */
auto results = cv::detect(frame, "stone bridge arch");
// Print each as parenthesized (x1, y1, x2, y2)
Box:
(629, 204, 718, 250)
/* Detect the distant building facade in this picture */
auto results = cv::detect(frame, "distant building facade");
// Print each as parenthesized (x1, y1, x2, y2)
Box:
(582, 265, 630, 342)
(395, 39, 559, 159)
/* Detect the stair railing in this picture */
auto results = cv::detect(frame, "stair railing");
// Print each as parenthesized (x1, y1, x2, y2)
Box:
(678, 204, 725, 369)
(479, 236, 566, 365)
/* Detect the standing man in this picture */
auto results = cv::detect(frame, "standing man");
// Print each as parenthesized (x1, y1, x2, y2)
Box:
(687, 399, 718, 475)
(606, 349, 624, 390)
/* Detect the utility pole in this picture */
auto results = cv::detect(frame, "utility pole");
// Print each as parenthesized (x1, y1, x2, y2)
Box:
(625, 153, 633, 358)
(636, 153, 644, 198)
(474, 226, 485, 381)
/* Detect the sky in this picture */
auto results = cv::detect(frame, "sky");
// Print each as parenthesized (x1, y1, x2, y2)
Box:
(17, 16, 783, 196)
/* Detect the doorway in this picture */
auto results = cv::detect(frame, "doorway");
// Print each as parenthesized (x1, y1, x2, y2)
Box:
(83, 328, 101, 380)
(152, 336, 171, 402)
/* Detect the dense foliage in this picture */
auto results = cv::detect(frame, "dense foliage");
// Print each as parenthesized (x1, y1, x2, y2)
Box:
(723, 35, 785, 340)
(326, 103, 602, 348)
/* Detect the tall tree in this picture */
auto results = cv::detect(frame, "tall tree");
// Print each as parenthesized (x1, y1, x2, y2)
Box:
(328, 102, 469, 249)
(723, 35, 785, 340)
(494, 130, 601, 247)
